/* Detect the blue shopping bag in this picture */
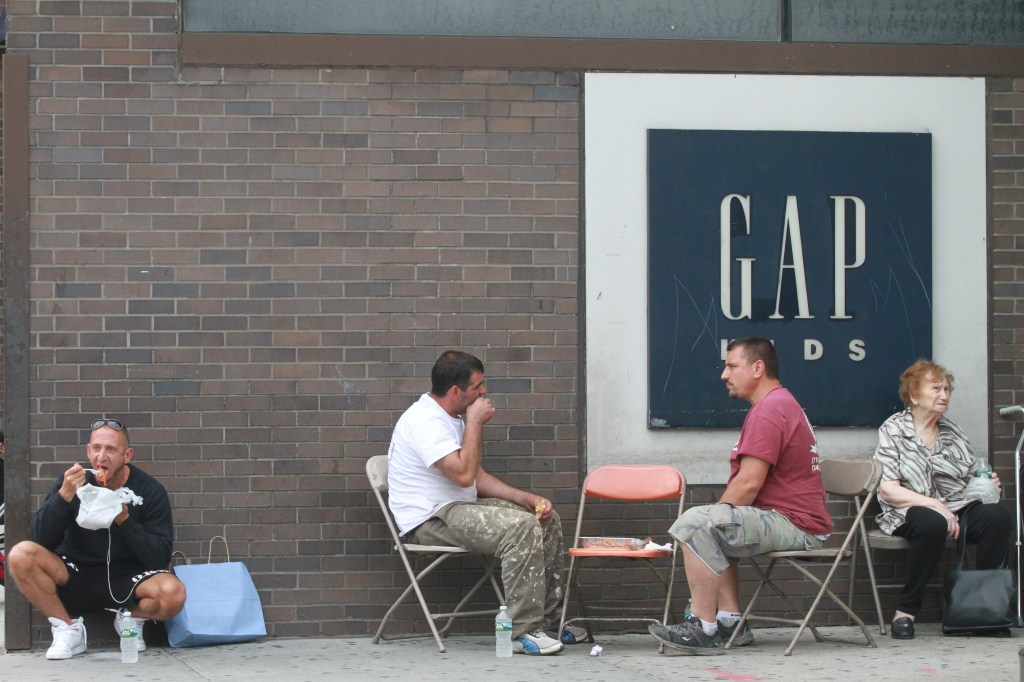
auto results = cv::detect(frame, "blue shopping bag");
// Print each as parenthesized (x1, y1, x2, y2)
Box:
(166, 536, 267, 647)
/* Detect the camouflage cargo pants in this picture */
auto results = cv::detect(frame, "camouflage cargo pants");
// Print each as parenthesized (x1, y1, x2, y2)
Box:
(668, 503, 824, 575)
(411, 498, 564, 638)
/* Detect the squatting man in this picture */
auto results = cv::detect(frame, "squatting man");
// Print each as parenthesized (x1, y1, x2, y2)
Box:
(9, 419, 186, 660)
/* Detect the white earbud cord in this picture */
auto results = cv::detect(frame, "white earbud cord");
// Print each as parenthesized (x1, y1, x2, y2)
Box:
(106, 527, 134, 605)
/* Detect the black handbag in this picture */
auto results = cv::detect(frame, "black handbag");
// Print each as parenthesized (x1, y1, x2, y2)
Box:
(941, 514, 1017, 635)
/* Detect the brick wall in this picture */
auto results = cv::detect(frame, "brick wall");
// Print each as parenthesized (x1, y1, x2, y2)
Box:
(992, 78, 1024, 446)
(10, 0, 584, 639)
(5, 1, 1022, 643)
(990, 79, 1024, 630)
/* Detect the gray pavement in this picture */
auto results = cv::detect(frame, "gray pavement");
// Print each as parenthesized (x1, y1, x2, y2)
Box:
(2, 585, 1021, 681)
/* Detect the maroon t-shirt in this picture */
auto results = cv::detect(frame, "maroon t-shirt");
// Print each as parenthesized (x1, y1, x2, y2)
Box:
(729, 386, 832, 536)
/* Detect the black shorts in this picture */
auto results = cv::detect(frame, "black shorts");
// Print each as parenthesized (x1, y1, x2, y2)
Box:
(56, 555, 170, 617)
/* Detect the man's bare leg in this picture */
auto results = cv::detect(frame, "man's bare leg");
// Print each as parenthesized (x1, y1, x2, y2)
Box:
(131, 573, 186, 621)
(716, 561, 742, 614)
(683, 544, 723, 623)
(7, 541, 73, 623)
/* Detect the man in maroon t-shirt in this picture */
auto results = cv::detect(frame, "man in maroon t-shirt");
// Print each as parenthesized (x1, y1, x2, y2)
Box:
(649, 337, 831, 655)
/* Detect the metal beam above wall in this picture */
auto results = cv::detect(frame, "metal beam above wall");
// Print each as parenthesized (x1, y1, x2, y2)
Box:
(182, 0, 1024, 46)
(180, 33, 1024, 77)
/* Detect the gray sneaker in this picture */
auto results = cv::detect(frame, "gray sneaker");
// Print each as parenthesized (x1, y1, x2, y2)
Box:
(718, 618, 754, 647)
(648, 616, 724, 655)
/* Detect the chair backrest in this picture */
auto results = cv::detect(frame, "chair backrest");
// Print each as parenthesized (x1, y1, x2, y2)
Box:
(366, 455, 407, 547)
(582, 465, 685, 501)
(367, 454, 390, 494)
(820, 458, 882, 497)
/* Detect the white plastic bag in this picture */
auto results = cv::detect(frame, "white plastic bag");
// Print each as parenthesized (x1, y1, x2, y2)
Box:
(963, 475, 1000, 505)
(76, 484, 123, 529)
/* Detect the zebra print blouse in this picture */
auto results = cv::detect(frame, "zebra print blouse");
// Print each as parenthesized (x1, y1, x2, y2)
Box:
(872, 408, 982, 535)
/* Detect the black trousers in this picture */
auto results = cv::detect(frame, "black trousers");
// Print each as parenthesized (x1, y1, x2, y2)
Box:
(891, 502, 1012, 616)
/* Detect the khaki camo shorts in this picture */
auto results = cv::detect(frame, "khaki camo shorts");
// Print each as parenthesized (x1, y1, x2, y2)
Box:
(668, 503, 824, 575)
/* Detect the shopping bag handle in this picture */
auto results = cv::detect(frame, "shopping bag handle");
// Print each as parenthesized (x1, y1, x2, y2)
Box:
(170, 550, 190, 567)
(207, 535, 231, 563)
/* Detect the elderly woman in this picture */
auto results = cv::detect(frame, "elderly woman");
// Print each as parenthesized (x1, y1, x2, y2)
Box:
(873, 359, 1011, 639)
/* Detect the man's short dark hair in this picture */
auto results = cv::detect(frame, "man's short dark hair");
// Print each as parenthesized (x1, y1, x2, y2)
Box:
(727, 336, 780, 380)
(431, 350, 484, 396)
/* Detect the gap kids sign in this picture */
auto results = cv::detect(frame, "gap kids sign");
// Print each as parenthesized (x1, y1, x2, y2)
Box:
(648, 129, 932, 428)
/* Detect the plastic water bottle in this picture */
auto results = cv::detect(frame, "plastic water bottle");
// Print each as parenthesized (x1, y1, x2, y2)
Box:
(119, 616, 139, 663)
(965, 459, 1000, 504)
(495, 605, 513, 657)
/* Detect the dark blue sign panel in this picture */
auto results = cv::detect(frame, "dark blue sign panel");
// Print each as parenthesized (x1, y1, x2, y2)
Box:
(648, 130, 932, 428)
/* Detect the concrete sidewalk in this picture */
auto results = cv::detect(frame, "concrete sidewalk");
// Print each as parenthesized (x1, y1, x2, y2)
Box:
(2, 586, 1021, 681)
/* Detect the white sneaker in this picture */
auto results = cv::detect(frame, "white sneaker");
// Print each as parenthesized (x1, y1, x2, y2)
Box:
(46, 617, 87, 660)
(512, 629, 564, 655)
(113, 608, 146, 652)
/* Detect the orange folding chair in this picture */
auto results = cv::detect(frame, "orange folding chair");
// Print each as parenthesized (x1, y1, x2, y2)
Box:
(557, 465, 686, 648)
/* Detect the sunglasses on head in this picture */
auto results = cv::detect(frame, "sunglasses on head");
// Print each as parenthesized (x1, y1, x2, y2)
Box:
(91, 419, 129, 436)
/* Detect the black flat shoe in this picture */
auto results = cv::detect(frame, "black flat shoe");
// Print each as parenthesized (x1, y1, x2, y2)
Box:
(891, 617, 915, 640)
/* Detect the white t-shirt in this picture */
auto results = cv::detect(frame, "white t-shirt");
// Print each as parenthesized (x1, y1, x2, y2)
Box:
(388, 393, 478, 535)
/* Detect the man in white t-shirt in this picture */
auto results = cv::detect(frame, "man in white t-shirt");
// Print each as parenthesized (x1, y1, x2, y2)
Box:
(388, 350, 571, 655)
